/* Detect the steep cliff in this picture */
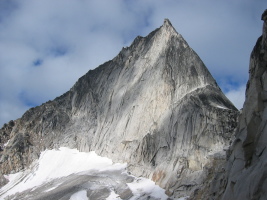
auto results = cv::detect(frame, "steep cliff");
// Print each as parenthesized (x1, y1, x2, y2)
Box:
(221, 10, 267, 200)
(0, 19, 238, 198)
(192, 9, 267, 200)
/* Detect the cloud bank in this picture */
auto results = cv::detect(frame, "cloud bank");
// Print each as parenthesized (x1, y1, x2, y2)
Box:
(0, 0, 266, 125)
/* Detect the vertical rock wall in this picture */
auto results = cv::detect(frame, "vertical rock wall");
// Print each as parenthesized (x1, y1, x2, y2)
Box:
(222, 9, 267, 200)
(193, 9, 267, 200)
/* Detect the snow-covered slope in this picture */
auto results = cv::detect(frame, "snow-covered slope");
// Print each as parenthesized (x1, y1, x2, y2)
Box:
(0, 147, 169, 200)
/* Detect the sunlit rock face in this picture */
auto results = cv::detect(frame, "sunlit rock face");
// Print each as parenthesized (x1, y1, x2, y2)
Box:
(0, 19, 238, 198)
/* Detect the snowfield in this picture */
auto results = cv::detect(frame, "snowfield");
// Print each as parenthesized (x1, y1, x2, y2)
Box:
(0, 147, 179, 200)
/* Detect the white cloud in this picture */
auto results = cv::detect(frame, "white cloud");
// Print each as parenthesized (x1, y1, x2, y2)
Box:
(225, 85, 246, 110)
(0, 0, 266, 126)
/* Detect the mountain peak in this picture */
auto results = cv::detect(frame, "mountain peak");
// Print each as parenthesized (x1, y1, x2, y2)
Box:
(160, 18, 181, 39)
(162, 18, 176, 32)
(0, 18, 239, 199)
(163, 18, 173, 27)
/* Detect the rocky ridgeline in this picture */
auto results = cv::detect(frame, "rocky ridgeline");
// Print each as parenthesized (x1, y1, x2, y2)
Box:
(192, 9, 267, 200)
(0, 19, 239, 198)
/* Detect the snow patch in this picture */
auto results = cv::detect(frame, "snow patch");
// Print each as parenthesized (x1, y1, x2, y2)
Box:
(3, 140, 10, 147)
(177, 197, 190, 200)
(0, 147, 170, 200)
(0, 147, 122, 198)
(127, 177, 168, 200)
(174, 84, 209, 104)
(69, 190, 88, 200)
(106, 191, 121, 200)
(215, 105, 228, 109)
(44, 182, 62, 192)
(99, 163, 127, 172)
(34, 147, 114, 180)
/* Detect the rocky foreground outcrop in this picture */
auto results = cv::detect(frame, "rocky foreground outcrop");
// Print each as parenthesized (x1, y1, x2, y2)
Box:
(192, 9, 267, 200)
(0, 19, 238, 198)
(221, 9, 267, 200)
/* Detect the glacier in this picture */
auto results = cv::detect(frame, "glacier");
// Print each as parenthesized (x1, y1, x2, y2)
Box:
(0, 147, 172, 200)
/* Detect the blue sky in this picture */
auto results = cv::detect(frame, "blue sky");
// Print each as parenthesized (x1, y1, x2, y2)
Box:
(0, 0, 266, 126)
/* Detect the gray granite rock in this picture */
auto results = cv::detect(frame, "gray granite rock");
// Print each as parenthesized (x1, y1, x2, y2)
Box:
(221, 9, 267, 200)
(192, 9, 267, 200)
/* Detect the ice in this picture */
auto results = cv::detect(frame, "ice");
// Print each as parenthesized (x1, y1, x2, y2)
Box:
(106, 191, 122, 200)
(127, 177, 168, 200)
(69, 190, 88, 200)
(33, 147, 113, 180)
(0, 147, 170, 200)
(99, 163, 127, 172)
(0, 147, 119, 198)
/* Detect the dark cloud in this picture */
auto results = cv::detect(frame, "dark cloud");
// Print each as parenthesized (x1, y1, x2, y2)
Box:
(0, 0, 266, 125)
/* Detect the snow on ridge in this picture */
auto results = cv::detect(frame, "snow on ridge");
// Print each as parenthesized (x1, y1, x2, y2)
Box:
(215, 105, 228, 109)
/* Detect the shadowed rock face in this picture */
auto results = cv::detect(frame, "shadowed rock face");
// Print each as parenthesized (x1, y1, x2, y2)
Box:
(221, 10, 267, 200)
(191, 9, 267, 200)
(0, 19, 238, 198)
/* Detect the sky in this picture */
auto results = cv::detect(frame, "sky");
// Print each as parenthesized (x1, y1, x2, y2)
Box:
(0, 0, 266, 127)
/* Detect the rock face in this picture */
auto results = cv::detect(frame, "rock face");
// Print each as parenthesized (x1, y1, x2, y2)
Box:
(221, 10, 267, 200)
(192, 9, 267, 200)
(0, 19, 238, 197)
